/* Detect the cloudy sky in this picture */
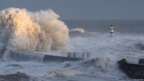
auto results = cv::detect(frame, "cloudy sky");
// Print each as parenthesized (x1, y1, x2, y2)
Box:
(0, 0, 144, 20)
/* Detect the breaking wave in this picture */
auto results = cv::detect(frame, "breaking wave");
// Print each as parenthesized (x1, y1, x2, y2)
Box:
(0, 7, 143, 81)
(0, 7, 69, 53)
(0, 29, 143, 81)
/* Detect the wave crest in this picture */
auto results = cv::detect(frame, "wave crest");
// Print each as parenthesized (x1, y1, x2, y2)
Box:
(0, 7, 69, 52)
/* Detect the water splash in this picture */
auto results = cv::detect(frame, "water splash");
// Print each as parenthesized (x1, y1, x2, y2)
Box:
(0, 7, 69, 52)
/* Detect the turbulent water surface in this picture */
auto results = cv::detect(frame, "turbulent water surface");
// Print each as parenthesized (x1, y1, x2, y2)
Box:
(0, 8, 144, 81)
(0, 32, 144, 81)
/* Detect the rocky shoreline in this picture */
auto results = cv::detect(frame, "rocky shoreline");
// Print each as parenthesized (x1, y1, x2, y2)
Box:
(0, 72, 30, 81)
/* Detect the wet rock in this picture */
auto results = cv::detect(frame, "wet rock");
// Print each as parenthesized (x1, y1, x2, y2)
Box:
(0, 72, 30, 81)
(81, 58, 97, 66)
(0, 46, 6, 58)
(134, 43, 144, 50)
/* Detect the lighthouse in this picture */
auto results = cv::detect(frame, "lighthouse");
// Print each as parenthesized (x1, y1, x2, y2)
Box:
(109, 25, 115, 37)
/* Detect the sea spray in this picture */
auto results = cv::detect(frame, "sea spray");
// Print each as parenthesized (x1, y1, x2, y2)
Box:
(0, 32, 143, 81)
(31, 10, 69, 51)
(0, 8, 69, 53)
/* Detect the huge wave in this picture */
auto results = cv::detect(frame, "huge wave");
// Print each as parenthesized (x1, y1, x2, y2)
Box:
(0, 7, 144, 81)
(0, 7, 69, 52)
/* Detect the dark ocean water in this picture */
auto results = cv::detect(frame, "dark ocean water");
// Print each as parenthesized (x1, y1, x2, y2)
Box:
(64, 20, 144, 34)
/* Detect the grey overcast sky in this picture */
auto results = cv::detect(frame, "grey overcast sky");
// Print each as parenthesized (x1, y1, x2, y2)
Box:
(0, 0, 144, 20)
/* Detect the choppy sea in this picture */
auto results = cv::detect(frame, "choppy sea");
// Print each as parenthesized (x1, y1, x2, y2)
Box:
(1, 20, 144, 81)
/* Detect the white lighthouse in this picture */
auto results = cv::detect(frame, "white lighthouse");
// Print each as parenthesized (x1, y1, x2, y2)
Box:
(109, 25, 115, 37)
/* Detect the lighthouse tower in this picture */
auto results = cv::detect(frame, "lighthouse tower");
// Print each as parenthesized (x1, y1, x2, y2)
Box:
(109, 25, 115, 37)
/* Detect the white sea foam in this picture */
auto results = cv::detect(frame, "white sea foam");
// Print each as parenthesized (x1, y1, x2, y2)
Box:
(0, 8, 143, 81)
(0, 33, 142, 81)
